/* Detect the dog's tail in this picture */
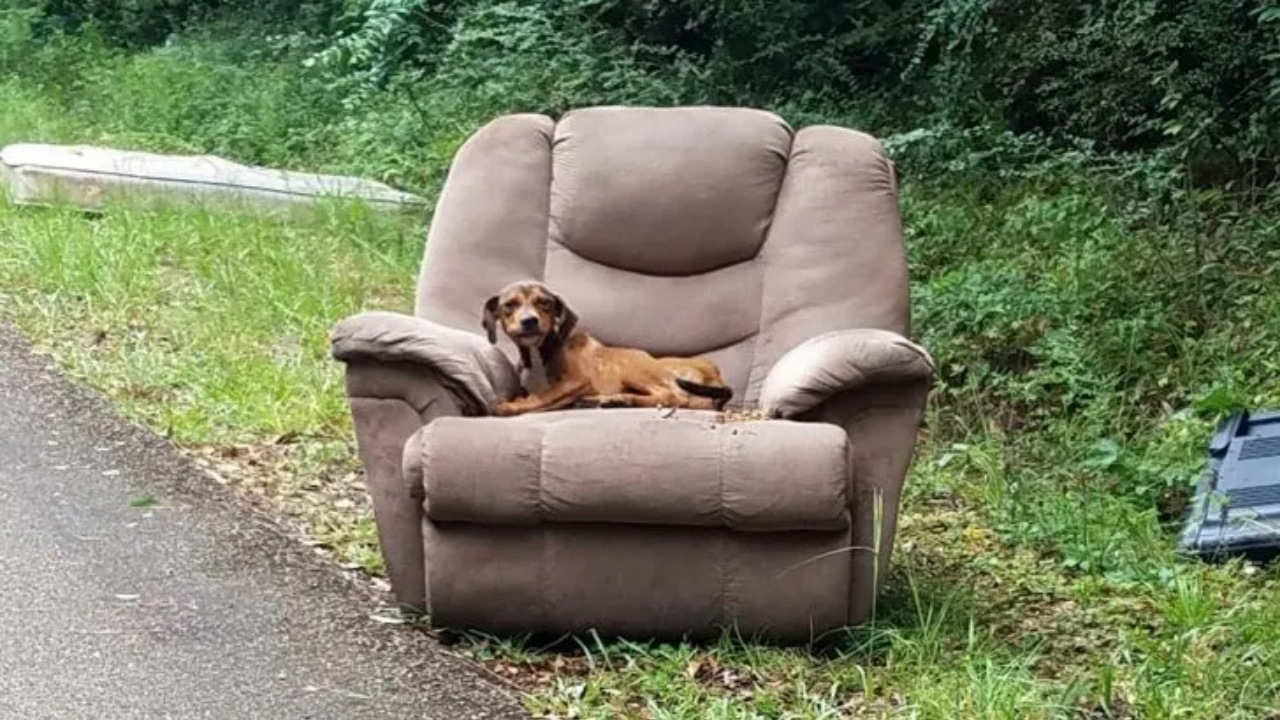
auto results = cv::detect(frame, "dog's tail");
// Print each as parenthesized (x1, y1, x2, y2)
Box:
(676, 379, 734, 409)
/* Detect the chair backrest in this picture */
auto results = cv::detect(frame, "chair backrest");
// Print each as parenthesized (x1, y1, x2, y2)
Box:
(415, 105, 910, 407)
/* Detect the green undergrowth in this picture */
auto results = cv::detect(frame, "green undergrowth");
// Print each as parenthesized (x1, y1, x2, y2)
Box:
(0, 187, 422, 572)
(0, 195, 420, 444)
(2, 26, 1280, 720)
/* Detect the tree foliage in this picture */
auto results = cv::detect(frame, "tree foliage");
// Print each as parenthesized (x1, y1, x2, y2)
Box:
(7, 0, 1280, 185)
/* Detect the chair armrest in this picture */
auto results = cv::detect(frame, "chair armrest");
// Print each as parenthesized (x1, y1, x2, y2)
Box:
(760, 329, 934, 419)
(330, 310, 520, 415)
(762, 329, 933, 626)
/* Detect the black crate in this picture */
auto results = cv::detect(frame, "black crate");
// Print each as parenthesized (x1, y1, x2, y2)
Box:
(1179, 410, 1280, 563)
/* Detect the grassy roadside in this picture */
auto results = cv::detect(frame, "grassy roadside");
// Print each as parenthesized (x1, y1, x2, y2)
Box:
(3, 58, 1280, 720)
(3, 185, 1278, 719)
(0, 141, 424, 572)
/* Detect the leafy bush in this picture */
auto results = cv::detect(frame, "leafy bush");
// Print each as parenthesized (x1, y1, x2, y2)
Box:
(0, 4, 38, 63)
(12, 0, 1280, 185)
(293, 0, 1280, 186)
(17, 0, 341, 47)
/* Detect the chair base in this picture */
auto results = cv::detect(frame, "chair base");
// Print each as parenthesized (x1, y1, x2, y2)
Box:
(423, 520, 861, 644)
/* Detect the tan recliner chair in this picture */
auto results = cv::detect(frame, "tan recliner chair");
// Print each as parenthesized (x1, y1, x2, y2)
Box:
(330, 106, 934, 643)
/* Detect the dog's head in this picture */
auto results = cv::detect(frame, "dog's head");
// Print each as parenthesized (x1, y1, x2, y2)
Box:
(482, 280, 579, 349)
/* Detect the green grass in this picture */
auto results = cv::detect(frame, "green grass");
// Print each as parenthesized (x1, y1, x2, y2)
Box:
(0, 195, 420, 444)
(0, 124, 423, 565)
(3, 30, 1280, 720)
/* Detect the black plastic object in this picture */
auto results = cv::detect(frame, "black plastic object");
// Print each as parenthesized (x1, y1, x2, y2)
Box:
(1179, 410, 1280, 563)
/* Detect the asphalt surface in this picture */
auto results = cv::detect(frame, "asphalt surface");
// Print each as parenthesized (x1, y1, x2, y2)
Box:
(0, 324, 526, 720)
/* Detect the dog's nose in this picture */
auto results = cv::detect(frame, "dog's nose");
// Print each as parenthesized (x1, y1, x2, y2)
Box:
(520, 316, 540, 332)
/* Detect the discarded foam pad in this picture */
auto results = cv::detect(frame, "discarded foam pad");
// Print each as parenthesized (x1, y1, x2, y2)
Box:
(0, 143, 427, 215)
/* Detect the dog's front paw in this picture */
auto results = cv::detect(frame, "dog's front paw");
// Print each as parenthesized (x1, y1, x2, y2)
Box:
(493, 401, 522, 417)
(575, 395, 631, 409)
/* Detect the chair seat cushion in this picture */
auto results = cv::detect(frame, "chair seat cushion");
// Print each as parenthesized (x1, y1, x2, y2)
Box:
(404, 408, 849, 532)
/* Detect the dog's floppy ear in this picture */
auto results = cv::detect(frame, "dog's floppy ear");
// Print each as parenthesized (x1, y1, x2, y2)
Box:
(552, 293, 578, 338)
(481, 295, 500, 344)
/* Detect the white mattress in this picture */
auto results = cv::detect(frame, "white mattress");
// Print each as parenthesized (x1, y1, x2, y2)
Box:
(0, 143, 427, 215)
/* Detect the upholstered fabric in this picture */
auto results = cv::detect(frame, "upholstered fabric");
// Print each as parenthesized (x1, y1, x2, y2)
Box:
(410, 106, 912, 409)
(424, 523, 853, 642)
(760, 329, 935, 418)
(547, 106, 790, 276)
(407, 409, 849, 532)
(332, 105, 933, 640)
(331, 310, 519, 415)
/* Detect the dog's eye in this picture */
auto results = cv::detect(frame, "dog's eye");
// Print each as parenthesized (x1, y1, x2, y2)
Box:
(502, 299, 519, 312)
(534, 297, 554, 309)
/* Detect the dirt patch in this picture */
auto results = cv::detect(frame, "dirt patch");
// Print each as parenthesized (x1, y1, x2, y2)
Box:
(716, 408, 768, 423)
(184, 435, 382, 575)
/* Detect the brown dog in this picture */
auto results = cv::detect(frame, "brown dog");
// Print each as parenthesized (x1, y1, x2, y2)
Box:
(482, 280, 733, 416)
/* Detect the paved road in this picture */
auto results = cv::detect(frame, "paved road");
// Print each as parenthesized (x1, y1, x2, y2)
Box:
(0, 325, 526, 720)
